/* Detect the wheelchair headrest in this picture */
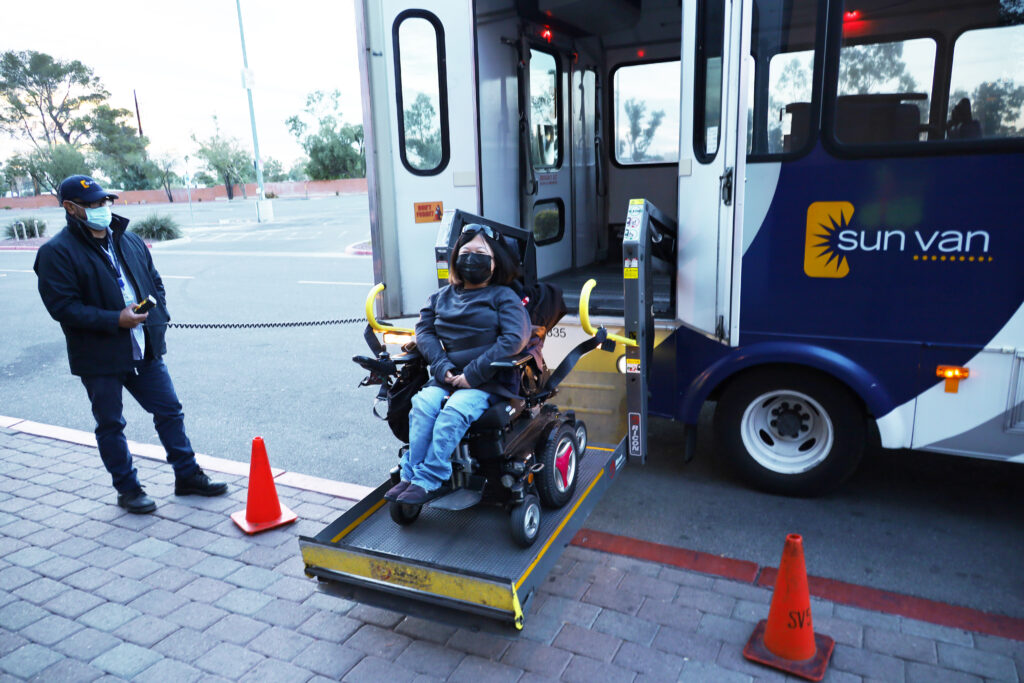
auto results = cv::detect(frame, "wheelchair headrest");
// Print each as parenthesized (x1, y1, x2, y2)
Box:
(442, 210, 537, 290)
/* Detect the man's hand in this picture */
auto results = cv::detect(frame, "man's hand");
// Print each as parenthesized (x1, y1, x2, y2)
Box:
(118, 306, 148, 329)
(448, 373, 471, 389)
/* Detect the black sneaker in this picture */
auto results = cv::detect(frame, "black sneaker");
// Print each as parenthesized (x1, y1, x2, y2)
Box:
(175, 468, 228, 497)
(117, 489, 157, 514)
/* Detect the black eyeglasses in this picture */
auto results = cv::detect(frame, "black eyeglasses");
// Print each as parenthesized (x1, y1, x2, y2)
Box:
(73, 198, 113, 209)
(462, 224, 495, 239)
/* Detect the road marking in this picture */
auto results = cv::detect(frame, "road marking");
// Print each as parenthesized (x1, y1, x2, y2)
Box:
(0, 269, 33, 273)
(298, 280, 373, 286)
(153, 250, 358, 258)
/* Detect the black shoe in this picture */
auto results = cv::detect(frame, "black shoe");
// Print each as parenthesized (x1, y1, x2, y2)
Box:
(117, 489, 157, 514)
(395, 484, 439, 505)
(384, 481, 410, 501)
(175, 468, 228, 497)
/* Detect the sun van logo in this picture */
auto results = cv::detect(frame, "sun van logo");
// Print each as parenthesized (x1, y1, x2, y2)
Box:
(804, 201, 993, 278)
(804, 202, 853, 278)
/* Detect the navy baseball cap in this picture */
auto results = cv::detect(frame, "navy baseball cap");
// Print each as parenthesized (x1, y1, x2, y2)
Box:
(57, 175, 118, 204)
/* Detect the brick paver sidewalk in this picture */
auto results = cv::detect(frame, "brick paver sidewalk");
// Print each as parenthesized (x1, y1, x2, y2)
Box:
(1, 426, 1021, 682)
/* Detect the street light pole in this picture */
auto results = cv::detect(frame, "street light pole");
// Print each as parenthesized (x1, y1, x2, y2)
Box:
(235, 0, 270, 221)
(183, 155, 195, 228)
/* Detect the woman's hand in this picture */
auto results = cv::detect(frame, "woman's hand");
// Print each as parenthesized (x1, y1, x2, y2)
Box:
(446, 372, 471, 389)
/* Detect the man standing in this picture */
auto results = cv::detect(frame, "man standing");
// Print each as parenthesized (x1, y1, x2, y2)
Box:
(34, 175, 227, 513)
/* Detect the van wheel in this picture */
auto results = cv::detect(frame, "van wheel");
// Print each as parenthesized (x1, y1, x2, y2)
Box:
(389, 501, 421, 525)
(536, 424, 579, 508)
(510, 495, 541, 547)
(714, 368, 865, 496)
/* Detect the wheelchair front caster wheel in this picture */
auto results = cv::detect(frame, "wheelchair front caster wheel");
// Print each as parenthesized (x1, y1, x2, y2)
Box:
(510, 495, 541, 547)
(389, 500, 421, 525)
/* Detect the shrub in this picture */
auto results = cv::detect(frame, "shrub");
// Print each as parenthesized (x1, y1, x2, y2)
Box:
(4, 217, 46, 240)
(129, 214, 182, 241)
(264, 191, 278, 199)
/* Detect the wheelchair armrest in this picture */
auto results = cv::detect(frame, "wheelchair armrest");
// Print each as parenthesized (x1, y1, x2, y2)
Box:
(490, 352, 533, 369)
(391, 351, 420, 365)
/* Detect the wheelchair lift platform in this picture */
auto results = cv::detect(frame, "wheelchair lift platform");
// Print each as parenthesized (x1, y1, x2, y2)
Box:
(299, 440, 626, 629)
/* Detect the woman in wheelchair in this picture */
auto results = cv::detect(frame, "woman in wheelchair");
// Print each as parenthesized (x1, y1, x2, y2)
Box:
(385, 224, 531, 505)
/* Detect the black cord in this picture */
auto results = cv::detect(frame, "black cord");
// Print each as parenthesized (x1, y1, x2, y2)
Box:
(167, 317, 366, 329)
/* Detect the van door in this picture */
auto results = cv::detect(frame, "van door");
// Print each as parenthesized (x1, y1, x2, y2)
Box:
(677, 0, 751, 341)
(519, 41, 574, 279)
(572, 64, 600, 268)
(358, 0, 479, 316)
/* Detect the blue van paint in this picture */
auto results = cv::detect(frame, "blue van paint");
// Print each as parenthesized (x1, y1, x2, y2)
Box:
(650, 143, 1023, 430)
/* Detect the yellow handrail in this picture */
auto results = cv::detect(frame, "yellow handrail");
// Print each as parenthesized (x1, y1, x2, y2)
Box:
(364, 283, 415, 335)
(579, 279, 637, 347)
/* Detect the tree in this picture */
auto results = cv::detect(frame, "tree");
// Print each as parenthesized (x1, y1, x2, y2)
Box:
(89, 105, 158, 191)
(262, 157, 287, 182)
(152, 156, 179, 202)
(621, 98, 665, 162)
(0, 51, 107, 151)
(951, 79, 1024, 137)
(192, 118, 254, 199)
(402, 94, 440, 169)
(287, 159, 308, 181)
(20, 145, 92, 194)
(287, 90, 365, 180)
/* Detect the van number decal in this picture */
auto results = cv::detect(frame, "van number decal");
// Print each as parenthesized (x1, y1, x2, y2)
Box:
(546, 327, 566, 338)
(628, 412, 641, 457)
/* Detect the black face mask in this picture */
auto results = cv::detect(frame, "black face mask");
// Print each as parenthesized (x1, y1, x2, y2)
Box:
(456, 253, 492, 285)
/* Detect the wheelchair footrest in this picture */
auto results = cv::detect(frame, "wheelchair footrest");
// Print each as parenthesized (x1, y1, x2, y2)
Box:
(428, 477, 487, 511)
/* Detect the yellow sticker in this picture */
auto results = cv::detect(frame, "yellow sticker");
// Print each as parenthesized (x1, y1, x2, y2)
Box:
(624, 267, 638, 279)
(629, 198, 645, 205)
(437, 268, 449, 280)
(414, 201, 443, 223)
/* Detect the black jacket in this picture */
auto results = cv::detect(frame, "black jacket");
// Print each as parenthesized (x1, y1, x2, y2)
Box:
(415, 284, 530, 397)
(34, 213, 170, 376)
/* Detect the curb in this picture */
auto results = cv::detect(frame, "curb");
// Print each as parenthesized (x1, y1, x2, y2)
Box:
(345, 240, 372, 256)
(0, 414, 373, 503)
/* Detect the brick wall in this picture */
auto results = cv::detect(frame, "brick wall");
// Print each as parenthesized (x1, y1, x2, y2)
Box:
(0, 178, 367, 210)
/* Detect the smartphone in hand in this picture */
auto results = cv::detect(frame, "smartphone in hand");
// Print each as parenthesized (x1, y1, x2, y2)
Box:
(133, 295, 157, 314)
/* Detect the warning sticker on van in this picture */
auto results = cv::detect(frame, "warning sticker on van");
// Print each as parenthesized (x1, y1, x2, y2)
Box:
(414, 202, 443, 223)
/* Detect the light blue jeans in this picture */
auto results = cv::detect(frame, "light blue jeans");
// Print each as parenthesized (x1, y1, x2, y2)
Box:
(402, 384, 493, 491)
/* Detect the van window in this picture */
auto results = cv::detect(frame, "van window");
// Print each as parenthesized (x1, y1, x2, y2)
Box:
(612, 60, 681, 165)
(834, 37, 936, 145)
(949, 25, 1024, 140)
(826, 1, 1023, 152)
(747, 0, 822, 158)
(532, 198, 564, 245)
(695, 0, 725, 162)
(530, 49, 561, 168)
(393, 12, 449, 174)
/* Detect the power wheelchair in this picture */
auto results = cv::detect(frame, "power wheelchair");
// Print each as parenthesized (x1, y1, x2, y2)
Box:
(353, 211, 613, 546)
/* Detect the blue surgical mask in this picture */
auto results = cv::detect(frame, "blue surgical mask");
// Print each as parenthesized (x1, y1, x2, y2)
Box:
(83, 206, 112, 230)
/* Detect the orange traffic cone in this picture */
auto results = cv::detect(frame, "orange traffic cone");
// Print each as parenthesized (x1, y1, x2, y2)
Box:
(743, 534, 834, 681)
(230, 437, 298, 534)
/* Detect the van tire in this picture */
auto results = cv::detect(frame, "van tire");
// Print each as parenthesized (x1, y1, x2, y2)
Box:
(714, 367, 865, 496)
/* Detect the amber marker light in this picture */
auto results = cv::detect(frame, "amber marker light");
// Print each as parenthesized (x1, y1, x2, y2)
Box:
(936, 365, 969, 393)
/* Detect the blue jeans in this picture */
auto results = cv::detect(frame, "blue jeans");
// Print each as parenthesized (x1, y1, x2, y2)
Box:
(80, 358, 199, 494)
(402, 384, 493, 491)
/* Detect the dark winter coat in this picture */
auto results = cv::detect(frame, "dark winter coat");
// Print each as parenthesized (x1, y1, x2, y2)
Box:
(415, 284, 530, 397)
(34, 213, 170, 376)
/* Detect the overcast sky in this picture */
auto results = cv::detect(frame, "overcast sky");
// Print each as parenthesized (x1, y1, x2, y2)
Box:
(0, 0, 361, 171)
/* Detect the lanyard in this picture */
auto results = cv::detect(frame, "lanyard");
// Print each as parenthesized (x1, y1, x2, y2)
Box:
(99, 238, 125, 289)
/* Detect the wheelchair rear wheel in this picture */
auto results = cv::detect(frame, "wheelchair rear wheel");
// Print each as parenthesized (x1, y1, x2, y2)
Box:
(509, 495, 541, 547)
(389, 500, 421, 525)
(536, 423, 580, 508)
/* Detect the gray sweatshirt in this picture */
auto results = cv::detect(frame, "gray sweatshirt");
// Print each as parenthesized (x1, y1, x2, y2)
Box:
(415, 284, 531, 393)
